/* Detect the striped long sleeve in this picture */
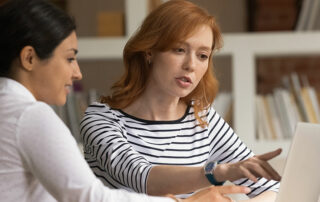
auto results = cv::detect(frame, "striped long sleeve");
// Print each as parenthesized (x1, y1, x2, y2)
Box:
(80, 102, 279, 197)
(80, 104, 153, 193)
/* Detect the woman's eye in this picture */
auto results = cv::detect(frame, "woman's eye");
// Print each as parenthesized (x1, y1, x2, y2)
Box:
(67, 58, 76, 63)
(174, 48, 185, 53)
(199, 54, 208, 60)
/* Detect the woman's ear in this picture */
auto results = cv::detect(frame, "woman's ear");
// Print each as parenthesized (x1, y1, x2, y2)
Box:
(146, 50, 153, 65)
(19, 46, 37, 71)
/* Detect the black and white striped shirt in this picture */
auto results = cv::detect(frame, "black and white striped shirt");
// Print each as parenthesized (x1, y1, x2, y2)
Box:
(80, 103, 279, 198)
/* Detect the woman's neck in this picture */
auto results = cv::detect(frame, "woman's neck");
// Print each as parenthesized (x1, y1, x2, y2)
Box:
(123, 93, 187, 121)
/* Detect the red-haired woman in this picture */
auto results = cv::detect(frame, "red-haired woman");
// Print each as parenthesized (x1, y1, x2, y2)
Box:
(81, 0, 281, 201)
(0, 0, 251, 201)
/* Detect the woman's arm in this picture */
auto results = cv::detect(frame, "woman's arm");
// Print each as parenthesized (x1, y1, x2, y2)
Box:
(146, 149, 281, 196)
(17, 103, 109, 201)
(17, 103, 172, 202)
(147, 165, 210, 195)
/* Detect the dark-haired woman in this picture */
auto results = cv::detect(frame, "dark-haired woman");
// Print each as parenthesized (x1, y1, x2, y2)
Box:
(0, 0, 250, 201)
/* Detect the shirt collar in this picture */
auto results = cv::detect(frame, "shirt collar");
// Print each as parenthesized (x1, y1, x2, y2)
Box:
(0, 77, 36, 102)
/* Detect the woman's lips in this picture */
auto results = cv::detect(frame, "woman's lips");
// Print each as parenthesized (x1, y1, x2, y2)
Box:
(175, 76, 192, 88)
(65, 85, 72, 94)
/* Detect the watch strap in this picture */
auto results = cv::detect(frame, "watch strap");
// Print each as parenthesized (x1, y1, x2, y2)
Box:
(205, 172, 224, 186)
(204, 161, 224, 186)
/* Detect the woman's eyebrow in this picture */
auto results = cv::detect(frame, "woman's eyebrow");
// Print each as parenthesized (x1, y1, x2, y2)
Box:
(67, 48, 78, 55)
(198, 46, 211, 51)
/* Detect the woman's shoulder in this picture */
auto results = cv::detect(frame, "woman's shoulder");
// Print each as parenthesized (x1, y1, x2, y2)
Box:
(22, 101, 57, 118)
(83, 102, 122, 122)
(80, 102, 125, 135)
(86, 102, 109, 111)
(207, 105, 217, 115)
(85, 102, 117, 115)
(18, 101, 69, 134)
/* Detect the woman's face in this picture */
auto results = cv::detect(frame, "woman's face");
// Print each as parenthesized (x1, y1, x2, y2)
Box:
(28, 31, 82, 106)
(147, 25, 213, 99)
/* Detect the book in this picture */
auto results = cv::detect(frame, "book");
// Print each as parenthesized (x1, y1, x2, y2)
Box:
(262, 95, 278, 139)
(299, 75, 320, 123)
(273, 88, 295, 138)
(290, 72, 309, 122)
(256, 95, 273, 140)
(296, 0, 318, 31)
(266, 94, 284, 139)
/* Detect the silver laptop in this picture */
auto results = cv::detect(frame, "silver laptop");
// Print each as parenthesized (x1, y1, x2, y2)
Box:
(276, 122, 320, 202)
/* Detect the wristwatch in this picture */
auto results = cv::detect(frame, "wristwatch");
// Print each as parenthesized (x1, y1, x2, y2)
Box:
(204, 161, 224, 186)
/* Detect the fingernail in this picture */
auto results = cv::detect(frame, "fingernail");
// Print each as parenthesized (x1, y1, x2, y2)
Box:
(244, 187, 251, 193)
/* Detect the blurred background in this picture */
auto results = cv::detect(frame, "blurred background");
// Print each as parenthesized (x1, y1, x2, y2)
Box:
(48, 0, 320, 95)
(49, 0, 320, 95)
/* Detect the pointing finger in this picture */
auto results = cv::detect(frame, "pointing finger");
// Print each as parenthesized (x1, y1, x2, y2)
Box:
(257, 148, 282, 161)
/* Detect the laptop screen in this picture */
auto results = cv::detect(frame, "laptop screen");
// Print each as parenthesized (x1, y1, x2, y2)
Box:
(275, 122, 320, 202)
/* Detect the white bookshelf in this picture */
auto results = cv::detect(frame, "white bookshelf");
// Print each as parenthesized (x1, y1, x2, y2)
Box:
(219, 32, 320, 157)
(77, 0, 320, 158)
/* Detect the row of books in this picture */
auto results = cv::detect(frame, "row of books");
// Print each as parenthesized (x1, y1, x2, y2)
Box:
(256, 72, 320, 140)
(51, 88, 100, 142)
(295, 0, 320, 31)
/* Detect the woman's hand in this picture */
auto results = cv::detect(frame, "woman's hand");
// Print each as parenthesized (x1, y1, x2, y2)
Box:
(180, 185, 251, 202)
(214, 148, 282, 183)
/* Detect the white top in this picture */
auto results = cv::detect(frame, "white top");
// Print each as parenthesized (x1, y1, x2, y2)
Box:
(0, 77, 173, 202)
(81, 103, 279, 198)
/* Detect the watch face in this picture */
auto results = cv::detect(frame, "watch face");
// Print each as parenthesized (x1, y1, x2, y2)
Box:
(205, 161, 215, 173)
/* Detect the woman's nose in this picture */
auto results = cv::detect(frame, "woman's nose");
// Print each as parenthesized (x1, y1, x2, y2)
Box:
(183, 53, 196, 71)
(72, 61, 82, 81)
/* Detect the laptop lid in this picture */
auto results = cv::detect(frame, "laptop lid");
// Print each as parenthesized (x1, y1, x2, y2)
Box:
(276, 122, 320, 202)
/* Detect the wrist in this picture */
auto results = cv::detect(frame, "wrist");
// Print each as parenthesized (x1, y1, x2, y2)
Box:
(213, 163, 227, 182)
(204, 161, 225, 185)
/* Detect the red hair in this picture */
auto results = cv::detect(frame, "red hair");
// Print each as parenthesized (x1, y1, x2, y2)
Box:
(101, 0, 223, 127)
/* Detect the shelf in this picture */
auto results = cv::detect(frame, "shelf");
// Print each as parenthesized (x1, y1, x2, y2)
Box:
(79, 32, 320, 59)
(78, 37, 127, 60)
(220, 32, 320, 56)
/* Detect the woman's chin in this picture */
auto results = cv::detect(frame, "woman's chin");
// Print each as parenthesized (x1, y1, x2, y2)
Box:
(45, 97, 67, 106)
(56, 99, 67, 106)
